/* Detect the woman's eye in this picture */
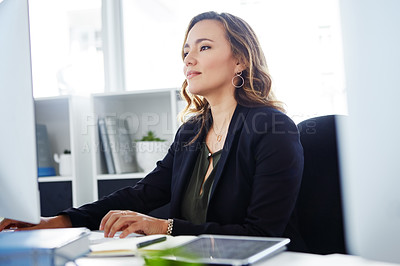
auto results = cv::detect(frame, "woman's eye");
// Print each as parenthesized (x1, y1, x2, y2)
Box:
(183, 52, 188, 58)
(200, 46, 211, 51)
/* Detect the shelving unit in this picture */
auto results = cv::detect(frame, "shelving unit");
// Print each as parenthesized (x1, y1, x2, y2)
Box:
(34, 96, 93, 215)
(32, 89, 184, 216)
(90, 88, 182, 200)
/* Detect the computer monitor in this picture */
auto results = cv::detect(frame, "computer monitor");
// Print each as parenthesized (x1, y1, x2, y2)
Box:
(0, 0, 41, 224)
(337, 0, 400, 264)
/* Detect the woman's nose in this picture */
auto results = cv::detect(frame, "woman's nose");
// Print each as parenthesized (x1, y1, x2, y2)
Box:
(184, 52, 196, 66)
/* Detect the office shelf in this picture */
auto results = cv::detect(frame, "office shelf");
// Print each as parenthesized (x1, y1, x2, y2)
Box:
(34, 95, 93, 215)
(32, 89, 183, 214)
(38, 176, 73, 182)
(90, 88, 182, 200)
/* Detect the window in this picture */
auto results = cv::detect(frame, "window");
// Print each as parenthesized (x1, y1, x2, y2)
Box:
(29, 0, 346, 122)
(29, 0, 103, 97)
(121, 0, 346, 122)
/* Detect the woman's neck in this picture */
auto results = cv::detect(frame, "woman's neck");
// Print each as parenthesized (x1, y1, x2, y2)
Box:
(209, 96, 237, 131)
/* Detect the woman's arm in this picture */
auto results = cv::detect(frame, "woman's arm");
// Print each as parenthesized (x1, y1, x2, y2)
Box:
(0, 149, 176, 233)
(58, 125, 187, 231)
(60, 147, 176, 230)
(0, 215, 72, 231)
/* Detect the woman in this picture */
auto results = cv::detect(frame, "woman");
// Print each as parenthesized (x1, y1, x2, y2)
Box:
(0, 11, 304, 249)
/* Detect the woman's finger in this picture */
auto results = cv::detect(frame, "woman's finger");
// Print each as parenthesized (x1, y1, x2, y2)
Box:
(107, 214, 133, 238)
(99, 210, 120, 231)
(0, 219, 13, 231)
(103, 210, 133, 237)
(0, 219, 33, 231)
(103, 212, 122, 237)
(119, 222, 141, 238)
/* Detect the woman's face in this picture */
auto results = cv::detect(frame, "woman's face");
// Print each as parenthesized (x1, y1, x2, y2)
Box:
(183, 19, 239, 97)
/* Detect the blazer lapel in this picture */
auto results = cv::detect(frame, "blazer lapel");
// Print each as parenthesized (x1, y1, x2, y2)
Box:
(209, 105, 249, 199)
(170, 122, 206, 214)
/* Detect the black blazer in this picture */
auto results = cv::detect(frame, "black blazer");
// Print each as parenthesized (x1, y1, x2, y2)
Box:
(63, 104, 304, 245)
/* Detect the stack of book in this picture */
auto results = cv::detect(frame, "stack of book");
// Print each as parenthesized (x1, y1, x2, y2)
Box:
(98, 117, 139, 174)
(0, 228, 90, 265)
(36, 124, 56, 177)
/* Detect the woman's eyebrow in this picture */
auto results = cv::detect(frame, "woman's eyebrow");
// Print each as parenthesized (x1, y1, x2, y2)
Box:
(184, 38, 214, 48)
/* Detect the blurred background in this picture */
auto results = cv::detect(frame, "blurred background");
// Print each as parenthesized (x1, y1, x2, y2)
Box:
(29, 0, 346, 123)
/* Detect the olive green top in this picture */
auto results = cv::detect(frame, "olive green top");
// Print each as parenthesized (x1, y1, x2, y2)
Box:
(181, 143, 222, 225)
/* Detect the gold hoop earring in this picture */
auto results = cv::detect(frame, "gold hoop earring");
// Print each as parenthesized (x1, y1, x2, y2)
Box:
(232, 71, 244, 88)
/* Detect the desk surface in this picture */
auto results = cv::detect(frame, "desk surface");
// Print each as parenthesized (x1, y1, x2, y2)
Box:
(71, 251, 400, 266)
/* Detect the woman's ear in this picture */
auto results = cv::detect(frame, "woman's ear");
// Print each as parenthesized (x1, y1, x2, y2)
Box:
(235, 58, 246, 73)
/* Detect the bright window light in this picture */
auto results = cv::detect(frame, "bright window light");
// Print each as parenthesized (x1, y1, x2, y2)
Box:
(122, 0, 346, 122)
(29, 0, 103, 97)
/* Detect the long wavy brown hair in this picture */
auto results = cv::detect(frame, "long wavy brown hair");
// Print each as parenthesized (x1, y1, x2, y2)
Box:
(179, 11, 284, 142)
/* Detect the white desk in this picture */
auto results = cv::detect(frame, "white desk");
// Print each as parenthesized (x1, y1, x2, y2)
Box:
(73, 232, 400, 266)
(72, 252, 400, 266)
(255, 252, 400, 266)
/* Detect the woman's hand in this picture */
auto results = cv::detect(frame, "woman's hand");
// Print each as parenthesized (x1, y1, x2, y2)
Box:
(0, 215, 72, 232)
(0, 218, 36, 231)
(99, 210, 168, 238)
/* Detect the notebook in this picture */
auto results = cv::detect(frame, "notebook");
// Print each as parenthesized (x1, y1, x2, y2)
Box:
(88, 233, 196, 257)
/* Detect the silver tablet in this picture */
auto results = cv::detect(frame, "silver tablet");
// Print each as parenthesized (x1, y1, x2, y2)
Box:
(164, 234, 290, 265)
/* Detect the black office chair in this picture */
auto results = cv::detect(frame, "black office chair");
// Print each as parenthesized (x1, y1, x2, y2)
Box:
(294, 115, 347, 254)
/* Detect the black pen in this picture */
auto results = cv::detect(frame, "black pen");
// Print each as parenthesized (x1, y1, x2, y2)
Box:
(136, 236, 167, 249)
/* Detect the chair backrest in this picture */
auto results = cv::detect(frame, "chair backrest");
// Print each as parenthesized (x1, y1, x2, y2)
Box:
(295, 115, 346, 254)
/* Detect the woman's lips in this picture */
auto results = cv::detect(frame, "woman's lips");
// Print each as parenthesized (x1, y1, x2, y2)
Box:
(186, 70, 201, 79)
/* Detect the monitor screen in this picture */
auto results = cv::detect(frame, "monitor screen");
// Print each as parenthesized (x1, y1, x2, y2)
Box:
(337, 0, 400, 263)
(0, 0, 41, 224)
